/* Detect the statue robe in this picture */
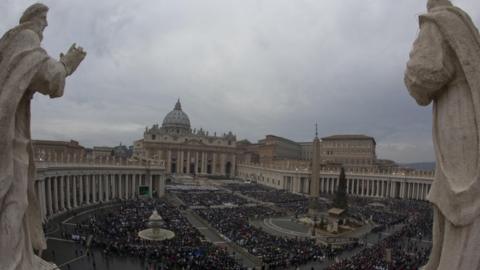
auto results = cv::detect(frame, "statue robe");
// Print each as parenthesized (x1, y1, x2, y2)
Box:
(405, 5, 480, 270)
(0, 23, 66, 270)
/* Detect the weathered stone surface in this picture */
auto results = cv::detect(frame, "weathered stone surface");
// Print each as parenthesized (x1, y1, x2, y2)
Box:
(0, 3, 85, 270)
(405, 0, 480, 269)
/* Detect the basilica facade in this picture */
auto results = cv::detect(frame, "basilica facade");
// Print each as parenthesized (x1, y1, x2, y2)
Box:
(133, 100, 237, 177)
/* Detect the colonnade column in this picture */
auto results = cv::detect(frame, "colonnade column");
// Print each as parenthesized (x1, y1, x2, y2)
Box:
(98, 174, 103, 201)
(105, 175, 110, 201)
(59, 176, 65, 211)
(112, 174, 117, 199)
(73, 176, 78, 208)
(79, 175, 84, 205)
(187, 152, 191, 174)
(53, 177, 58, 213)
(118, 174, 123, 199)
(66, 176, 71, 209)
(46, 177, 53, 216)
(93, 175, 98, 203)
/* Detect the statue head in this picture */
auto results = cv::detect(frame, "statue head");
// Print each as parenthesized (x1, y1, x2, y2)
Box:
(427, 0, 453, 11)
(20, 3, 49, 38)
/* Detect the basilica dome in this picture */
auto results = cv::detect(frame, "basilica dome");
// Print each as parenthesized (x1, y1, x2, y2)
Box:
(162, 100, 191, 131)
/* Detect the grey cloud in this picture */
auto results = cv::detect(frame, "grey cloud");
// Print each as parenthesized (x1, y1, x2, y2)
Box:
(2, 0, 479, 163)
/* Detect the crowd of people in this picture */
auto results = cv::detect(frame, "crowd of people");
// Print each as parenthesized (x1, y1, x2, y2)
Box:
(224, 183, 310, 214)
(74, 199, 244, 269)
(326, 200, 433, 270)
(196, 206, 332, 269)
(64, 180, 434, 270)
(174, 190, 249, 207)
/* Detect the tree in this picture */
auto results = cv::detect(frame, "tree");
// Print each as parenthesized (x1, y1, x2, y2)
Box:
(333, 167, 348, 209)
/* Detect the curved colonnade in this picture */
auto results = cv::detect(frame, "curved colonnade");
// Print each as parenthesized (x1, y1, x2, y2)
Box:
(33, 162, 166, 221)
(238, 164, 434, 201)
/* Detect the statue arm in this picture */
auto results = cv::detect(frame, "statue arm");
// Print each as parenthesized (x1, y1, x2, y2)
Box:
(404, 21, 455, 106)
(30, 57, 67, 98)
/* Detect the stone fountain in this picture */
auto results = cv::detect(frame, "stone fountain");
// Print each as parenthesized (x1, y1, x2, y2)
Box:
(138, 210, 175, 241)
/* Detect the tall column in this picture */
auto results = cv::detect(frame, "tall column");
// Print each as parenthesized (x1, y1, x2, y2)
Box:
(73, 176, 78, 207)
(86, 175, 91, 204)
(46, 178, 53, 216)
(231, 155, 236, 177)
(149, 174, 153, 198)
(117, 174, 121, 199)
(220, 153, 226, 175)
(112, 174, 117, 199)
(186, 151, 191, 174)
(212, 153, 217, 175)
(53, 177, 58, 213)
(98, 174, 106, 202)
(93, 175, 98, 203)
(105, 175, 110, 201)
(167, 150, 172, 174)
(66, 175, 71, 209)
(127, 174, 131, 198)
(38, 180, 46, 220)
(60, 176, 65, 211)
(79, 175, 84, 205)
(180, 150, 185, 174)
(193, 152, 198, 174)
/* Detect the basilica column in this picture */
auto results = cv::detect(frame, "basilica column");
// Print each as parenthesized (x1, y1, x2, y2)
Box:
(231, 154, 236, 177)
(212, 153, 217, 175)
(195, 152, 199, 174)
(167, 150, 172, 174)
(201, 152, 206, 174)
(180, 151, 185, 174)
(187, 151, 191, 174)
(220, 153, 226, 175)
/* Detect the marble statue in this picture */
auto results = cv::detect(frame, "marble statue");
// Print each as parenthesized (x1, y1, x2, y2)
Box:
(0, 3, 85, 270)
(405, 0, 480, 269)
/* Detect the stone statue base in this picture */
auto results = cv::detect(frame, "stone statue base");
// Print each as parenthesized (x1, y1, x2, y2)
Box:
(35, 255, 57, 270)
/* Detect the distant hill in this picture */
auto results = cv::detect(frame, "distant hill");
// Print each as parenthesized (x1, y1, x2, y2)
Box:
(400, 162, 435, 171)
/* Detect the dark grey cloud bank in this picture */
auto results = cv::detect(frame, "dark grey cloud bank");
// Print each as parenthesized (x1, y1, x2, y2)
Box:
(2, 0, 479, 163)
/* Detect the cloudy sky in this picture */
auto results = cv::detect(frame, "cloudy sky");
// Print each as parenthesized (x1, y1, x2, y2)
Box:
(1, 0, 479, 163)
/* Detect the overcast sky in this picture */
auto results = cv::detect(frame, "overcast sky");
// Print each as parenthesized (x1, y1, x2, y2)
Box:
(2, 0, 479, 163)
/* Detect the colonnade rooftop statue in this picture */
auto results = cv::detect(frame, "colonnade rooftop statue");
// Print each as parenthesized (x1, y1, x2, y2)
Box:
(405, 0, 480, 269)
(0, 3, 85, 270)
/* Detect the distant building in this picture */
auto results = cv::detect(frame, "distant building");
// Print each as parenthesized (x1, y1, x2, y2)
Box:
(32, 139, 85, 162)
(133, 100, 237, 177)
(320, 135, 377, 168)
(257, 135, 301, 162)
(243, 133, 381, 170)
